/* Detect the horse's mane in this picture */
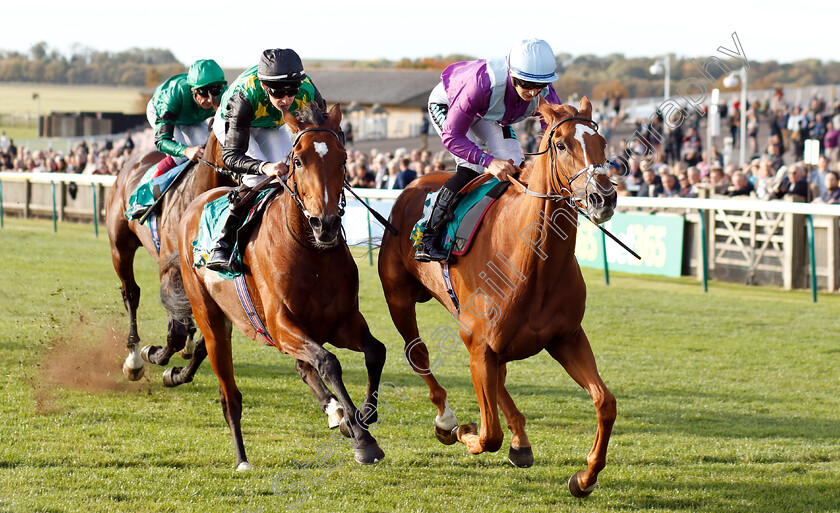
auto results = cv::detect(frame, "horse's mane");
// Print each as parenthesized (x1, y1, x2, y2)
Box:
(293, 102, 328, 126)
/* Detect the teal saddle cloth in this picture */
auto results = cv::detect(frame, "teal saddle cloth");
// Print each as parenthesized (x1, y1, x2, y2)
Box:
(192, 188, 280, 279)
(124, 160, 190, 223)
(411, 178, 509, 257)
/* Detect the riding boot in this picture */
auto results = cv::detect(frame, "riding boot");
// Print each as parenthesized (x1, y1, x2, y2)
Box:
(206, 187, 250, 272)
(152, 155, 177, 178)
(414, 187, 459, 262)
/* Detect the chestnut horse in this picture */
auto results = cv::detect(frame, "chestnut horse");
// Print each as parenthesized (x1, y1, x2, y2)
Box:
(378, 97, 617, 497)
(105, 132, 234, 385)
(177, 103, 386, 471)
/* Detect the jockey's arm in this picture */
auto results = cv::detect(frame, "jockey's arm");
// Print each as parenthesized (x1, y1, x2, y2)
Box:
(440, 84, 494, 170)
(154, 112, 189, 158)
(221, 91, 267, 176)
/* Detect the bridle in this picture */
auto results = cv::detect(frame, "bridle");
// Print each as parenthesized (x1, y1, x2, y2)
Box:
(279, 127, 347, 220)
(519, 116, 612, 207)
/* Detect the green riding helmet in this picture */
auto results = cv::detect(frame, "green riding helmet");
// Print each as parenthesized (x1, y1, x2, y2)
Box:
(187, 59, 227, 89)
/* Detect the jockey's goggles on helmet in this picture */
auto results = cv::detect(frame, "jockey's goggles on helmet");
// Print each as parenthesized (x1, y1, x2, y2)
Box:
(195, 84, 225, 98)
(264, 82, 301, 99)
(513, 77, 548, 91)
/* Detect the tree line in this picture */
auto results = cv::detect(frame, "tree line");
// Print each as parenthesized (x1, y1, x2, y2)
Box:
(3, 43, 840, 100)
(0, 42, 183, 87)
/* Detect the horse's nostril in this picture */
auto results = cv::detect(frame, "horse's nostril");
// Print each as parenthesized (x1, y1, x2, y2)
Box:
(309, 217, 322, 230)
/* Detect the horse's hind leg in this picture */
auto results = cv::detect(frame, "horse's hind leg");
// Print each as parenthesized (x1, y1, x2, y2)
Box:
(295, 359, 344, 429)
(199, 307, 249, 470)
(162, 336, 207, 388)
(546, 329, 615, 497)
(109, 220, 145, 381)
(497, 364, 533, 468)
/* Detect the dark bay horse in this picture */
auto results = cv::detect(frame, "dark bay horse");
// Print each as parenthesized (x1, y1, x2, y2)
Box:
(177, 103, 386, 471)
(378, 97, 617, 497)
(105, 131, 234, 385)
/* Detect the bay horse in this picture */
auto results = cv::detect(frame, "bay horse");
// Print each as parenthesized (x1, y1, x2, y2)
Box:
(177, 102, 386, 471)
(378, 97, 617, 497)
(105, 131, 234, 386)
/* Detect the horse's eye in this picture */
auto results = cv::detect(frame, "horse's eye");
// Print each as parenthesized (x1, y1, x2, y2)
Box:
(294, 157, 302, 167)
(555, 141, 566, 151)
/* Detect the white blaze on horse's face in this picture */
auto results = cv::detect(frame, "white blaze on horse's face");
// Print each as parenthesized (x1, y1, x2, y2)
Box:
(574, 124, 597, 167)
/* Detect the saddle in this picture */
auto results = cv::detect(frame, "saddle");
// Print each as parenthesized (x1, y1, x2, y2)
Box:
(192, 184, 283, 279)
(124, 160, 192, 222)
(411, 177, 510, 260)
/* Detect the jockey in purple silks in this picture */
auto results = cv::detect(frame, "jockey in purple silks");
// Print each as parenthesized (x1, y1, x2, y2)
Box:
(415, 38, 563, 262)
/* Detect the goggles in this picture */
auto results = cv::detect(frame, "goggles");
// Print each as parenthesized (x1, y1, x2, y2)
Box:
(194, 84, 225, 98)
(265, 83, 300, 99)
(513, 77, 548, 91)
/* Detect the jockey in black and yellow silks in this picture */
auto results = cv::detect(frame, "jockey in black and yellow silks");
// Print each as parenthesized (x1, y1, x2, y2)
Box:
(206, 48, 326, 273)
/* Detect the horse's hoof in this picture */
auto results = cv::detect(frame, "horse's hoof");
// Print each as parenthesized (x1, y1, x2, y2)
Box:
(140, 345, 156, 364)
(457, 422, 478, 440)
(162, 367, 181, 387)
(178, 350, 193, 360)
(338, 417, 353, 439)
(568, 470, 598, 498)
(236, 461, 253, 472)
(434, 425, 459, 445)
(508, 445, 534, 468)
(122, 362, 145, 381)
(354, 443, 385, 465)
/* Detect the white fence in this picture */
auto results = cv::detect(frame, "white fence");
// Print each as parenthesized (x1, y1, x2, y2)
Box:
(2, 172, 839, 292)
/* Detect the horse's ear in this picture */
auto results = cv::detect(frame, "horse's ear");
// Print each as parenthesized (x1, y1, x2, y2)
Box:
(579, 96, 593, 119)
(537, 96, 554, 123)
(326, 103, 342, 131)
(282, 107, 302, 134)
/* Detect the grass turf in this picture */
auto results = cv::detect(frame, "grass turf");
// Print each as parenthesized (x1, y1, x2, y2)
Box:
(0, 216, 838, 513)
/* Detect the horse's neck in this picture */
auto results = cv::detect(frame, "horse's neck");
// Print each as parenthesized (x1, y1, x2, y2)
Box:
(506, 159, 579, 282)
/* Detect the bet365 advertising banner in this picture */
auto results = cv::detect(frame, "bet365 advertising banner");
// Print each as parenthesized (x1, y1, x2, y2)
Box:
(575, 213, 684, 277)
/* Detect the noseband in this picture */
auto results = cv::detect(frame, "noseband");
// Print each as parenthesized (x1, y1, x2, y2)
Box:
(279, 127, 347, 219)
(521, 116, 611, 205)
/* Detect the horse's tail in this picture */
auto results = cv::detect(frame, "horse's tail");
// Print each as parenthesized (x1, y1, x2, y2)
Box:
(159, 252, 193, 321)
(350, 237, 382, 259)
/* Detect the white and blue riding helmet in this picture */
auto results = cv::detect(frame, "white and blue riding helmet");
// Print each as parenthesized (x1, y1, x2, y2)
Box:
(507, 38, 559, 84)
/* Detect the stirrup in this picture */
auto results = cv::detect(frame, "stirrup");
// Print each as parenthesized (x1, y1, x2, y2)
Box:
(206, 248, 234, 272)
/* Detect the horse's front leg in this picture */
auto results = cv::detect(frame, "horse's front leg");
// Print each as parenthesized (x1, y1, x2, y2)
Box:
(142, 258, 191, 368)
(332, 312, 386, 430)
(458, 344, 504, 455)
(546, 329, 615, 497)
(278, 316, 384, 465)
(295, 359, 344, 429)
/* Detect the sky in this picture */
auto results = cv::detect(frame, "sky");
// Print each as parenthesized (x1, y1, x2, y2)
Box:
(3, 0, 831, 68)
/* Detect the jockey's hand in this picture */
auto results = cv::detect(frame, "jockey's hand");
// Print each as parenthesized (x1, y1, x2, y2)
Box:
(184, 146, 204, 162)
(487, 158, 515, 181)
(263, 161, 288, 177)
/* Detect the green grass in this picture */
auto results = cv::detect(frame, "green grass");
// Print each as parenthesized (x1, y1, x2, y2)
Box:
(0, 216, 839, 513)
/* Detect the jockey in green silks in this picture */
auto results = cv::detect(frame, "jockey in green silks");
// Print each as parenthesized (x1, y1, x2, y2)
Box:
(146, 58, 228, 176)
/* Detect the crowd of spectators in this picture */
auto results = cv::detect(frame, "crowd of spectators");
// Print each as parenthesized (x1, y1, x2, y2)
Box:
(604, 90, 840, 205)
(0, 131, 138, 176)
